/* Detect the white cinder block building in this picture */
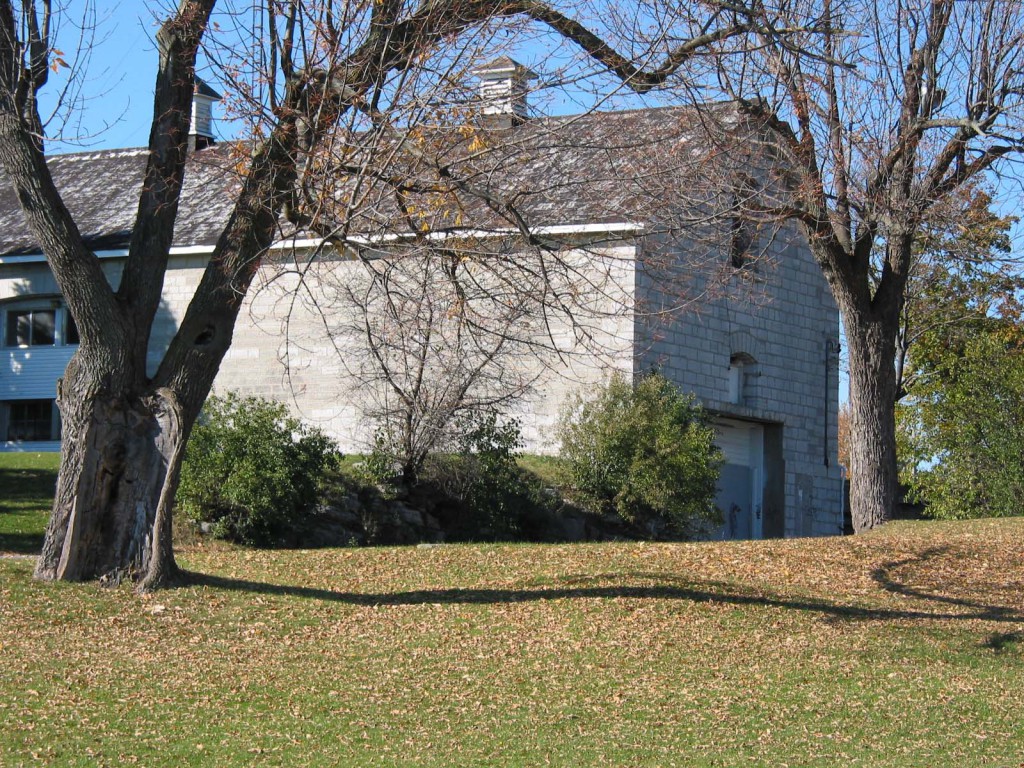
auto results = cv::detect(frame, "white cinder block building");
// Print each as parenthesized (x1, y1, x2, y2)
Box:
(0, 64, 844, 539)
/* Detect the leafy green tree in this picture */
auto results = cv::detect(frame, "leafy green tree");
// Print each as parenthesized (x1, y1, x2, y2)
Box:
(898, 332, 1024, 519)
(896, 189, 1021, 402)
(895, 191, 1024, 518)
(558, 373, 722, 536)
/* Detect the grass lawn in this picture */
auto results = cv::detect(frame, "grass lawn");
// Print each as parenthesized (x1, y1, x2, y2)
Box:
(0, 452, 58, 553)
(2, 456, 1023, 766)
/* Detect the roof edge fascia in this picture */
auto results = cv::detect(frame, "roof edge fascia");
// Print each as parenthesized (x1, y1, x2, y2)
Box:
(266, 222, 647, 252)
(0, 244, 216, 266)
(1, 222, 646, 265)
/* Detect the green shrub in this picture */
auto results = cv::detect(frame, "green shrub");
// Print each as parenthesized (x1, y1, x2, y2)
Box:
(557, 372, 722, 536)
(430, 414, 533, 539)
(367, 414, 558, 541)
(358, 428, 406, 494)
(178, 393, 341, 545)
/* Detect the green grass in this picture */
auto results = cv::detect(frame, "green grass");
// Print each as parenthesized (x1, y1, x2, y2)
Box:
(0, 452, 58, 553)
(3, 509, 1024, 766)
(337, 452, 569, 487)
(516, 453, 567, 487)
(3, 454, 1023, 765)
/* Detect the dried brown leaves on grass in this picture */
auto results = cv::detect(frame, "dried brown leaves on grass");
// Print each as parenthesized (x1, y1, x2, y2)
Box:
(2, 519, 1023, 766)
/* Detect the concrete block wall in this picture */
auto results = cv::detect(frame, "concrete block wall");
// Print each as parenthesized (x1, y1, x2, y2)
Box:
(158, 242, 638, 455)
(636, 223, 844, 537)
(1, 228, 842, 540)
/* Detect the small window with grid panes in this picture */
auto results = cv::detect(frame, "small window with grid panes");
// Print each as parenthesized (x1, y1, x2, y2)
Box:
(3, 301, 78, 347)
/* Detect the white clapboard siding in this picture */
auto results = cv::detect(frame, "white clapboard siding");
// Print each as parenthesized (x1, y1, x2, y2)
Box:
(1, 347, 75, 399)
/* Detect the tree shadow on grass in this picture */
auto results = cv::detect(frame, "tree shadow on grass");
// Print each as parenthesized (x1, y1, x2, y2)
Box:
(871, 546, 1020, 620)
(182, 568, 1024, 625)
(0, 532, 43, 555)
(0, 464, 54, 555)
(0, 466, 58, 508)
(983, 632, 1022, 653)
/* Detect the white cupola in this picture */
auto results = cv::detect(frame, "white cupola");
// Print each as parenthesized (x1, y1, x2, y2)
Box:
(189, 77, 221, 151)
(472, 57, 537, 127)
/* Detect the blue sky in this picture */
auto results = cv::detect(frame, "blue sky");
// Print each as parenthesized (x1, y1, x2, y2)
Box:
(41, 6, 165, 150)
(39, 4, 655, 150)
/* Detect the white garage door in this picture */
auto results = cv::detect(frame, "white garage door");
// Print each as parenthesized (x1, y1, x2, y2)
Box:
(714, 419, 765, 539)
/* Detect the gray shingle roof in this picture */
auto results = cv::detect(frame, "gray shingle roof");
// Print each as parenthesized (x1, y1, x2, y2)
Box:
(0, 143, 241, 256)
(194, 78, 222, 100)
(472, 55, 527, 73)
(0, 104, 744, 257)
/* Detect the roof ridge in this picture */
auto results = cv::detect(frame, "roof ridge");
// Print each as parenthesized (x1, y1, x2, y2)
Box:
(536, 99, 740, 124)
(48, 147, 149, 162)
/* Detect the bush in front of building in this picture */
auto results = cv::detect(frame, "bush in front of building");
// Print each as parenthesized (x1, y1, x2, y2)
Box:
(426, 414, 556, 540)
(557, 372, 723, 537)
(178, 393, 342, 545)
(364, 413, 560, 541)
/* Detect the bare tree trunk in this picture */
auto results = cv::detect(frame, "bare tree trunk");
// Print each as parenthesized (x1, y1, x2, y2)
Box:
(138, 389, 188, 592)
(33, 356, 195, 586)
(844, 310, 900, 532)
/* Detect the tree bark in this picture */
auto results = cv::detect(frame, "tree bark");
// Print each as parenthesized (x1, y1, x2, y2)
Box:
(137, 389, 188, 591)
(33, 357, 193, 585)
(843, 307, 901, 532)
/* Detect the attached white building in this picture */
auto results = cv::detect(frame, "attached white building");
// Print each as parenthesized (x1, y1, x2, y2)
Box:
(0, 65, 844, 539)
